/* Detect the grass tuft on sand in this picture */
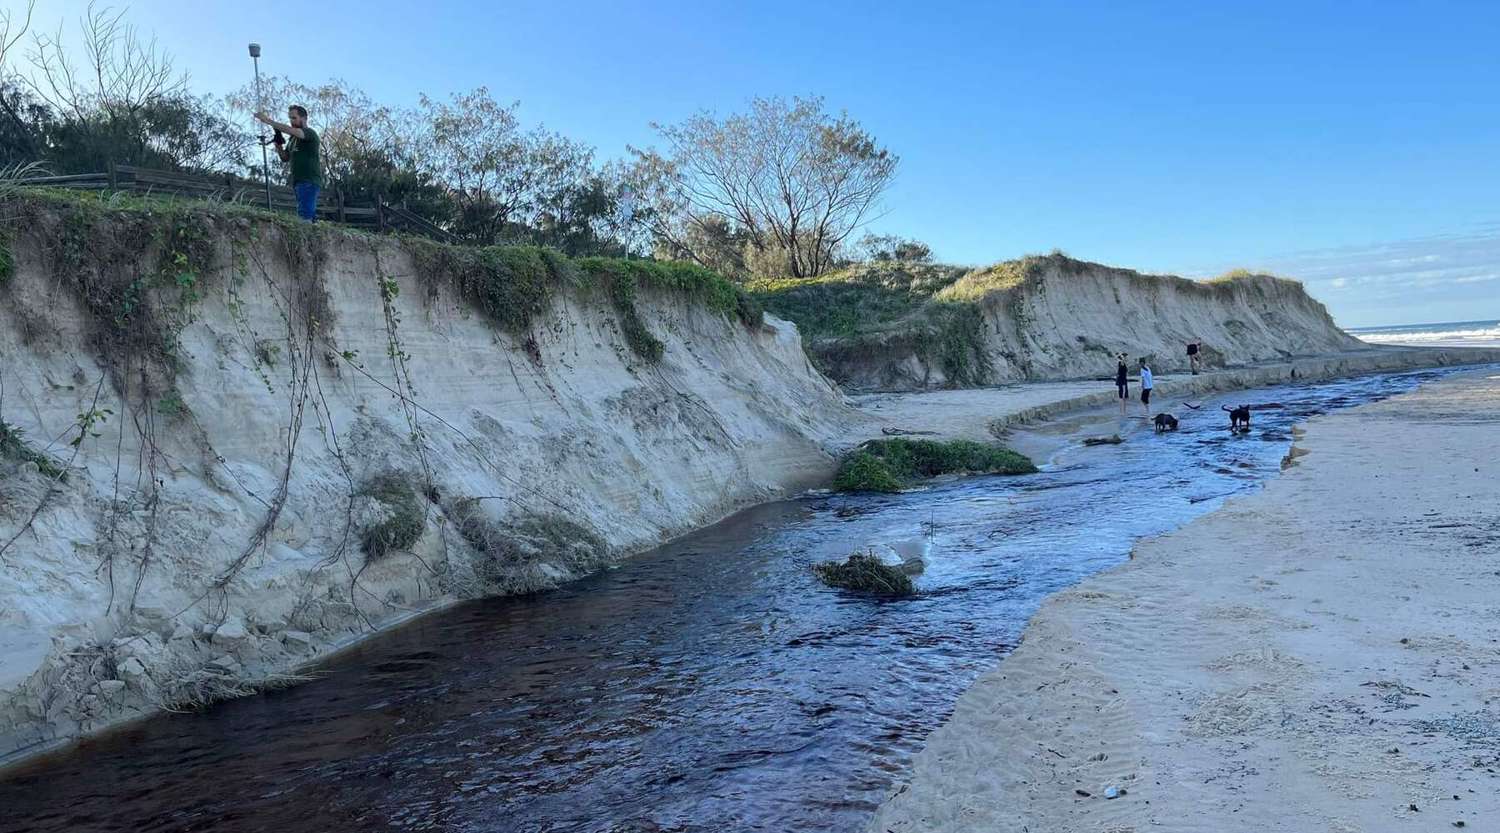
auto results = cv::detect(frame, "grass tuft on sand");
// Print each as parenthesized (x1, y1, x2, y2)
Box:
(0, 420, 65, 479)
(358, 472, 426, 559)
(833, 438, 1036, 492)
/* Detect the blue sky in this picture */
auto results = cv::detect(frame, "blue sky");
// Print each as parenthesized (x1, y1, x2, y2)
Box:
(8, 0, 1500, 327)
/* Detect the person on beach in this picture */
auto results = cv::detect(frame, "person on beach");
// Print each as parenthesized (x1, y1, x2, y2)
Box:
(1187, 340, 1201, 374)
(254, 105, 322, 221)
(1139, 358, 1154, 414)
(1115, 353, 1130, 415)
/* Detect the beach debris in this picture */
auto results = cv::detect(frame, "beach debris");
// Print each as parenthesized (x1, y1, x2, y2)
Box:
(1089, 752, 1108, 762)
(881, 427, 938, 436)
(1454, 821, 1465, 828)
(1409, 803, 1420, 812)
(813, 550, 916, 596)
(1103, 786, 1126, 799)
(1082, 435, 1124, 446)
(1411, 711, 1500, 744)
(1074, 789, 1091, 798)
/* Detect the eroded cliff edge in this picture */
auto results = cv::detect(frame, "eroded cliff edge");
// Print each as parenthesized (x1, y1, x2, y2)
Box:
(753, 256, 1367, 390)
(0, 193, 855, 761)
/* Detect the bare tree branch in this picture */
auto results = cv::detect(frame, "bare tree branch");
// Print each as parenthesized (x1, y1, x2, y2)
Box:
(630, 96, 897, 278)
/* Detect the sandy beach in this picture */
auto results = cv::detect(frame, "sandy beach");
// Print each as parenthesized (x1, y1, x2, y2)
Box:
(868, 368, 1500, 832)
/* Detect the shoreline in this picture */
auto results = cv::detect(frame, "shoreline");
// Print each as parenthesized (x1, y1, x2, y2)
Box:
(2, 347, 1494, 774)
(867, 368, 1500, 831)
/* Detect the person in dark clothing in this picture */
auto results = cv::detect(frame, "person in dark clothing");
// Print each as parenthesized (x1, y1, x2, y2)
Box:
(1115, 353, 1130, 415)
(254, 105, 321, 221)
(1187, 340, 1202, 374)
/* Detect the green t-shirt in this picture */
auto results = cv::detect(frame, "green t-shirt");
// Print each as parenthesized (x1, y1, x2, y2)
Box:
(288, 127, 322, 186)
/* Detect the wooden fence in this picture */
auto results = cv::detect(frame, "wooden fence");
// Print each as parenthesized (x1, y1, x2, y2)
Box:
(20, 164, 456, 244)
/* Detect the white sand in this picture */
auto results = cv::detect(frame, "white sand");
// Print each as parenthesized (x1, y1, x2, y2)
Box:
(868, 369, 1500, 832)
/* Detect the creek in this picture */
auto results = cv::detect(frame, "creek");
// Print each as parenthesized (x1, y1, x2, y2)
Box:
(0, 369, 1460, 833)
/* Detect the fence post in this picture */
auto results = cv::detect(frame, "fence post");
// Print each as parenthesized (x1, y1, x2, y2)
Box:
(107, 161, 117, 191)
(376, 197, 385, 233)
(337, 189, 346, 224)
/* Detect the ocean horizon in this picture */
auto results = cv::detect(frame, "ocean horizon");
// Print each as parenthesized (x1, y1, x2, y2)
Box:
(1348, 318, 1500, 349)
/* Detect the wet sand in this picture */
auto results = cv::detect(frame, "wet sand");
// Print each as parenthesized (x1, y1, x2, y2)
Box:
(868, 369, 1500, 832)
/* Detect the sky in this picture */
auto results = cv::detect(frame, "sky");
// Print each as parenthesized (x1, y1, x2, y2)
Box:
(5, 0, 1500, 328)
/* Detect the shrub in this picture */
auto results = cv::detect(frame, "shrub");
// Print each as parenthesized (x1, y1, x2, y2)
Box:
(358, 472, 425, 559)
(832, 438, 1036, 492)
(832, 451, 903, 493)
(813, 550, 915, 596)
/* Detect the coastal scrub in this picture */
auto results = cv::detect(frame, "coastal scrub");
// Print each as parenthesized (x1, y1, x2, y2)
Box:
(833, 438, 1037, 492)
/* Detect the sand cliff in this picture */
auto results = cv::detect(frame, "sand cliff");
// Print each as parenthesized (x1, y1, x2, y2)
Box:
(0, 198, 855, 762)
(758, 256, 1368, 391)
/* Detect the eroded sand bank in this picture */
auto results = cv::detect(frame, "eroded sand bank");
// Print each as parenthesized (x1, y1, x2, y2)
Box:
(869, 369, 1500, 832)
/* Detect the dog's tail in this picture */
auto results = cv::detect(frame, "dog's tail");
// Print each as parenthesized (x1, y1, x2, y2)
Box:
(1221, 405, 1236, 412)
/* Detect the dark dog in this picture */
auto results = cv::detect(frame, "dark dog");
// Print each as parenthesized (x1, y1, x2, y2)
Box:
(1154, 413, 1179, 432)
(1223, 404, 1251, 432)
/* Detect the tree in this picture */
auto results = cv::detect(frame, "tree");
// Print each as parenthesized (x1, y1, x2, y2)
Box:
(414, 87, 600, 246)
(6, 2, 245, 175)
(25, 2, 186, 121)
(0, 0, 35, 160)
(227, 76, 405, 189)
(37, 93, 247, 174)
(855, 232, 932, 264)
(630, 95, 897, 278)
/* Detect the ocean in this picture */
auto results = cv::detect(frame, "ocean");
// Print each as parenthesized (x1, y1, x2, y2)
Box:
(1349, 318, 1500, 349)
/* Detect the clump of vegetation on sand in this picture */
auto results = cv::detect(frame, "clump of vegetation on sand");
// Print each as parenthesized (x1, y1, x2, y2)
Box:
(358, 472, 427, 559)
(832, 438, 1037, 492)
(0, 420, 66, 480)
(813, 549, 916, 596)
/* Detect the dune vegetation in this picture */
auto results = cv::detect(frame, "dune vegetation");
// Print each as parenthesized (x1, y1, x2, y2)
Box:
(833, 438, 1037, 493)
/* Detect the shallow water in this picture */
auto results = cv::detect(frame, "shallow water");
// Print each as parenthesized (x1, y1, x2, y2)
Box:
(0, 369, 1468, 833)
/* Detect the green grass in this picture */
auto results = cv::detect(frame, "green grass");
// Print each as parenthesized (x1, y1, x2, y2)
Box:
(358, 472, 426, 559)
(832, 438, 1037, 492)
(813, 550, 915, 596)
(7, 187, 762, 369)
(1, 420, 66, 480)
(0, 236, 13, 286)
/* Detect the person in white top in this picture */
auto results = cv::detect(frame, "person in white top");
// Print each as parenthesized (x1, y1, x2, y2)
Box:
(1139, 359, 1154, 415)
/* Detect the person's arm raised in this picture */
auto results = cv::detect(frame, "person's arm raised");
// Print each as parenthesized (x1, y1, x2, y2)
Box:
(254, 111, 306, 139)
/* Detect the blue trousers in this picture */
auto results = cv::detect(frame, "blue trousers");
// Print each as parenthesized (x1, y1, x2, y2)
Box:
(294, 181, 320, 221)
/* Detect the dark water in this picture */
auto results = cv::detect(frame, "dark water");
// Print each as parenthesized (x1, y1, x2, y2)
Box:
(0, 369, 1467, 833)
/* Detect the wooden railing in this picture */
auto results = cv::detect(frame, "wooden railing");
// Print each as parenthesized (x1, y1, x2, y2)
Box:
(20, 164, 457, 244)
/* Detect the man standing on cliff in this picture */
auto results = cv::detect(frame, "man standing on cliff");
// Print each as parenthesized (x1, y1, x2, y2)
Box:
(254, 105, 321, 221)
